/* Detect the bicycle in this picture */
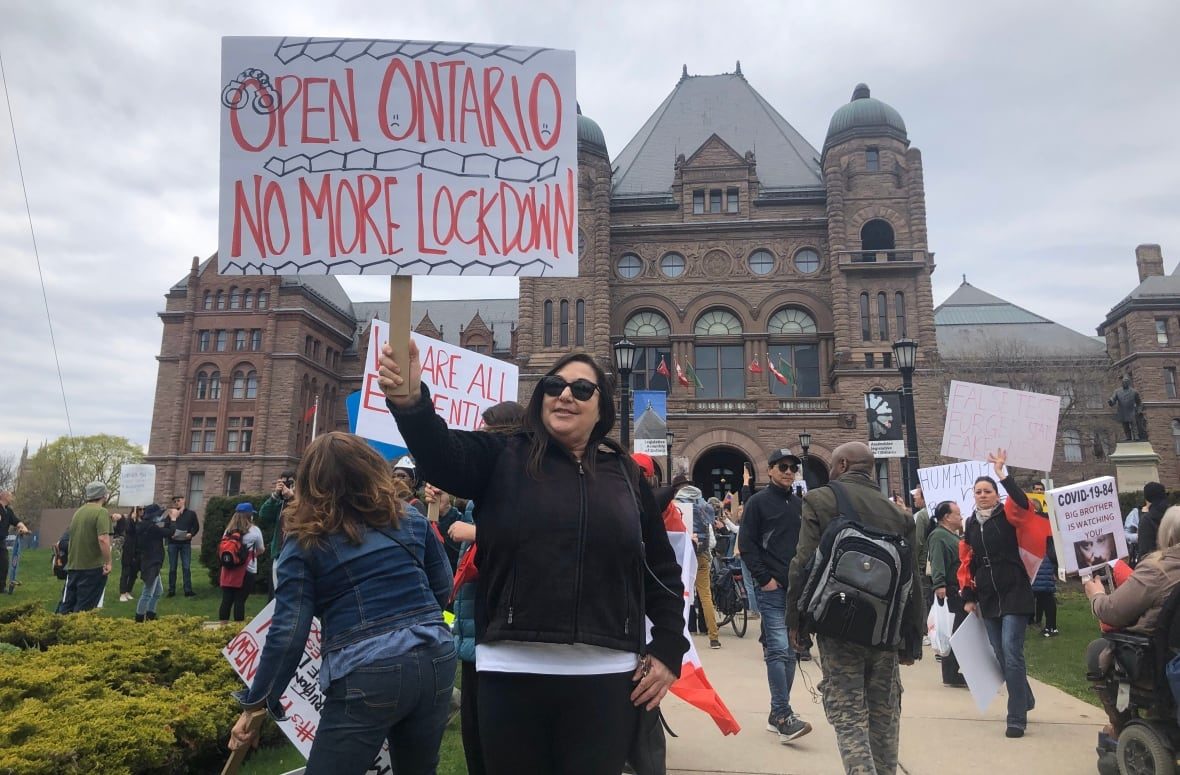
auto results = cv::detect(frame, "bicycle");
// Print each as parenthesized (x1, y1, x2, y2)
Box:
(709, 536, 749, 637)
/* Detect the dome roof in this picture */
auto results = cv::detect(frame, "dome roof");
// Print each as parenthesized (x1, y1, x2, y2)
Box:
(577, 104, 608, 157)
(824, 84, 907, 151)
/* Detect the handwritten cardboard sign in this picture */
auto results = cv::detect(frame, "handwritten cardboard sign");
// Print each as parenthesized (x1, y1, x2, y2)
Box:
(354, 318, 519, 450)
(1048, 476, 1127, 575)
(117, 464, 156, 507)
(940, 380, 1061, 470)
(224, 600, 391, 773)
(218, 36, 577, 277)
(917, 460, 1008, 518)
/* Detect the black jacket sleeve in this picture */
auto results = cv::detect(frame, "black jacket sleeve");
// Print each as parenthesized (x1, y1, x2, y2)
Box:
(636, 477, 689, 676)
(1001, 475, 1028, 511)
(738, 494, 771, 588)
(387, 385, 508, 502)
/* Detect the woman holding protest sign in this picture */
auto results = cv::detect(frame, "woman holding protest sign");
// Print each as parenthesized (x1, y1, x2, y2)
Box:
(379, 340, 688, 775)
(958, 449, 1052, 739)
(227, 432, 455, 774)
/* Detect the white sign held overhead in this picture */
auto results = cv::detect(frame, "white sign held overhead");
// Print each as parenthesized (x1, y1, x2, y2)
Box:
(118, 465, 156, 507)
(1048, 476, 1128, 576)
(941, 380, 1061, 471)
(219, 37, 577, 277)
(354, 318, 519, 449)
(918, 460, 1008, 518)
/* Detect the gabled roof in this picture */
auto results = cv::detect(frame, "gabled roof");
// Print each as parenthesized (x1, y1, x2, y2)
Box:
(935, 281, 1106, 359)
(352, 299, 517, 352)
(611, 72, 823, 196)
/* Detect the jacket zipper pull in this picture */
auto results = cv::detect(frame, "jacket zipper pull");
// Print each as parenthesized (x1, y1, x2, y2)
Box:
(578, 460, 584, 475)
(508, 606, 514, 624)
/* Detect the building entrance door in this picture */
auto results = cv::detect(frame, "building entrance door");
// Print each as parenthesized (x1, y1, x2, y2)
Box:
(692, 446, 752, 501)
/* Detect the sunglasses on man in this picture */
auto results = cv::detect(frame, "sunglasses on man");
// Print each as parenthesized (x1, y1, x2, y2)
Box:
(540, 375, 600, 402)
(775, 462, 799, 473)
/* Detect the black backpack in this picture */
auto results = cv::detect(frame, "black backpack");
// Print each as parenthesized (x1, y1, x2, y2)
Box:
(797, 481, 913, 649)
(51, 533, 69, 580)
(219, 529, 250, 569)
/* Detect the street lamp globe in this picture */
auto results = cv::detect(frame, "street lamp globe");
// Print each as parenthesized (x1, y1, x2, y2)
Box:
(613, 338, 638, 375)
(892, 338, 918, 372)
(798, 431, 812, 452)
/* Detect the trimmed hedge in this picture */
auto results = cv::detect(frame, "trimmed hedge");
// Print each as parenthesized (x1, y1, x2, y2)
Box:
(198, 494, 272, 591)
(0, 602, 280, 774)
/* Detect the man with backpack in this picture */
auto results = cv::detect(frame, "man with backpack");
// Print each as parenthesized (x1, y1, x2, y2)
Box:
(739, 447, 812, 744)
(787, 442, 925, 775)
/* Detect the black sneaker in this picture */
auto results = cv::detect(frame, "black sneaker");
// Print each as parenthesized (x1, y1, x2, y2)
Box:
(767, 713, 812, 743)
(166, 590, 176, 598)
(184, 592, 197, 598)
(709, 639, 721, 650)
(1006, 726, 1024, 738)
(796, 648, 812, 662)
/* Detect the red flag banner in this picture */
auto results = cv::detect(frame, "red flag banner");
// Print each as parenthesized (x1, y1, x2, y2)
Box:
(656, 355, 670, 378)
(302, 404, 317, 422)
(748, 355, 763, 374)
(767, 360, 789, 386)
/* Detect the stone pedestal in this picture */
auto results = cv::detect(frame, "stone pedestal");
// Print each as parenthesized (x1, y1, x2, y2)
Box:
(1110, 441, 1162, 493)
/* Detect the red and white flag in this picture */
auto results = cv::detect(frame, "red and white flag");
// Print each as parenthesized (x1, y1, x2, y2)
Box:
(655, 505, 741, 735)
(656, 355, 671, 378)
(766, 359, 789, 386)
(747, 355, 763, 374)
(674, 357, 691, 388)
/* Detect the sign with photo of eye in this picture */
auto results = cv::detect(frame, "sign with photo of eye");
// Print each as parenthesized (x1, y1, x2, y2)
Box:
(219, 36, 577, 276)
(865, 391, 904, 459)
(1047, 476, 1127, 576)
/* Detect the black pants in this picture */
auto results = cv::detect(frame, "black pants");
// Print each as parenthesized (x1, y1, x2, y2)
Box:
(478, 670, 637, 775)
(119, 556, 139, 595)
(61, 567, 108, 613)
(1033, 591, 1057, 629)
(218, 573, 255, 621)
(0, 546, 8, 590)
(460, 660, 485, 775)
(940, 593, 969, 684)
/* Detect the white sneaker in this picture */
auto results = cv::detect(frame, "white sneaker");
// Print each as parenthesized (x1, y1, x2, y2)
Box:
(119, 593, 132, 602)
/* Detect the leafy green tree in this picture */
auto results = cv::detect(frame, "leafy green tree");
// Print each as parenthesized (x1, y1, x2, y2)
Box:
(15, 435, 144, 522)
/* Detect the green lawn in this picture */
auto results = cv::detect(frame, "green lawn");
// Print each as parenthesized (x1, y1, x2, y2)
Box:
(1024, 586, 1100, 706)
(5, 545, 467, 774)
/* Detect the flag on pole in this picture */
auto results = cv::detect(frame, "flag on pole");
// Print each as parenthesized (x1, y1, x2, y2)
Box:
(747, 355, 763, 374)
(778, 356, 797, 386)
(656, 355, 670, 378)
(307, 396, 320, 439)
(684, 361, 704, 389)
(767, 359, 789, 386)
(675, 357, 691, 388)
(302, 402, 317, 423)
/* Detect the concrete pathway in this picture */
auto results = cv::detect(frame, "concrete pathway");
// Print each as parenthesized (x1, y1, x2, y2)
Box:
(662, 624, 1105, 774)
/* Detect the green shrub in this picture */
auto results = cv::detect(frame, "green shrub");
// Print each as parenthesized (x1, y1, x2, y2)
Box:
(198, 494, 272, 591)
(0, 604, 281, 774)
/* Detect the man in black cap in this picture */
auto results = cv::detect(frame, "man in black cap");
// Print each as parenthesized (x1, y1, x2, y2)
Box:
(1139, 482, 1168, 559)
(739, 447, 811, 743)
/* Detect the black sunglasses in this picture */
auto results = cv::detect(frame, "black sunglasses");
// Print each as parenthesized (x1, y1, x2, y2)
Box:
(541, 375, 600, 401)
(776, 462, 798, 473)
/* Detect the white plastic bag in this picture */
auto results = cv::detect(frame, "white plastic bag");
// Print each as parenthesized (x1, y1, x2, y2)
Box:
(927, 597, 954, 657)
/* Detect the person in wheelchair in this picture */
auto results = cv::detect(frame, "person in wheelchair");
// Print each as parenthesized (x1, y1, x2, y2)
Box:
(1084, 505, 1180, 738)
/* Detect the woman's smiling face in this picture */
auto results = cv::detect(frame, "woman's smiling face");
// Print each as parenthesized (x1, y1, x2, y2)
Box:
(540, 361, 601, 453)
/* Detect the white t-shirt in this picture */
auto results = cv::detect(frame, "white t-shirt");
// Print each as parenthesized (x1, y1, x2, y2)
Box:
(242, 525, 265, 573)
(476, 641, 639, 675)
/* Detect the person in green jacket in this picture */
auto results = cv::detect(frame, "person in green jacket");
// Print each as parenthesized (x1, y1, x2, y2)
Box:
(256, 471, 295, 595)
(928, 500, 967, 687)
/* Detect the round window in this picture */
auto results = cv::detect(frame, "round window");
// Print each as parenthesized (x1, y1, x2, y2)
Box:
(660, 252, 686, 278)
(794, 248, 821, 274)
(617, 253, 642, 279)
(747, 249, 775, 276)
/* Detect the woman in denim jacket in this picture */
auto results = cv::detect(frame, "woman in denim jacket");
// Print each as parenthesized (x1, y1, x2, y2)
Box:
(227, 432, 456, 774)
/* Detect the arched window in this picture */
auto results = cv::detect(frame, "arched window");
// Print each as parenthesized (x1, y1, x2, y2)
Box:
(860, 293, 871, 341)
(216, 290, 226, 310)
(694, 309, 744, 398)
(232, 370, 246, 399)
(861, 219, 896, 251)
(1062, 429, 1083, 463)
(195, 371, 208, 400)
(209, 371, 221, 400)
(229, 287, 241, 309)
(768, 308, 817, 335)
(203, 292, 213, 310)
(257, 290, 269, 309)
(895, 292, 907, 338)
(560, 300, 569, 346)
(623, 311, 672, 392)
(244, 290, 254, 309)
(543, 300, 553, 347)
(877, 292, 889, 340)
(575, 300, 585, 346)
(246, 370, 259, 399)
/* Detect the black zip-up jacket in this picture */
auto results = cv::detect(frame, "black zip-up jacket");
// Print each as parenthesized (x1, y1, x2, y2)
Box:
(960, 476, 1035, 618)
(168, 509, 200, 545)
(738, 481, 802, 588)
(389, 388, 689, 675)
(1139, 498, 1167, 558)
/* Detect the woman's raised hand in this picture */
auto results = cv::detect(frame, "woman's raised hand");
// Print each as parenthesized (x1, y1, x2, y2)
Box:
(378, 340, 423, 408)
(987, 448, 1008, 480)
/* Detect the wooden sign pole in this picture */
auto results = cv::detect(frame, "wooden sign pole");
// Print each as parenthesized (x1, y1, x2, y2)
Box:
(220, 707, 267, 775)
(388, 276, 413, 397)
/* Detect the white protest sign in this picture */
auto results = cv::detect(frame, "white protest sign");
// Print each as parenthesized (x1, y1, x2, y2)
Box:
(1048, 476, 1127, 575)
(223, 600, 391, 773)
(118, 464, 156, 507)
(219, 37, 577, 277)
(355, 318, 519, 448)
(917, 460, 1008, 518)
(941, 381, 1061, 470)
(949, 612, 1004, 712)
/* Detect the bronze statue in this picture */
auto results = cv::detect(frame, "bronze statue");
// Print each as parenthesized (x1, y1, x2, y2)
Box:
(1109, 377, 1144, 442)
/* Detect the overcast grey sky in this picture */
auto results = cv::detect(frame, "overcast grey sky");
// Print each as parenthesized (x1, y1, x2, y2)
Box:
(2, 1, 1179, 455)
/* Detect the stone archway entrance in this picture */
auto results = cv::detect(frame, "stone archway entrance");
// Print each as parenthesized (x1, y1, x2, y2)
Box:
(802, 457, 830, 491)
(692, 446, 753, 501)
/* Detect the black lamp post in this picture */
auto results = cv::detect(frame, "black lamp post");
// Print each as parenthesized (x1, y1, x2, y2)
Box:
(665, 430, 674, 485)
(892, 338, 920, 509)
(613, 338, 637, 451)
(799, 430, 811, 488)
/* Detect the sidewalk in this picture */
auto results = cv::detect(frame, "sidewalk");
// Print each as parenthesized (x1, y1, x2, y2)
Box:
(662, 627, 1106, 774)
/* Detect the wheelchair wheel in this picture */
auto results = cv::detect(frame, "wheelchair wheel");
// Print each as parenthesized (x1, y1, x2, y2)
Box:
(1117, 723, 1176, 775)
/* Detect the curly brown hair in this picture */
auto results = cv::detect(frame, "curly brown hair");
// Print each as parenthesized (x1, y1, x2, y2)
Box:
(285, 432, 406, 549)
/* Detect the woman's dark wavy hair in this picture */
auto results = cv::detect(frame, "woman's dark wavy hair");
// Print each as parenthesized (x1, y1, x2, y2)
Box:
(523, 352, 624, 479)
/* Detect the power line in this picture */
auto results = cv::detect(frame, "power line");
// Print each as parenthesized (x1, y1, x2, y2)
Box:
(0, 47, 73, 439)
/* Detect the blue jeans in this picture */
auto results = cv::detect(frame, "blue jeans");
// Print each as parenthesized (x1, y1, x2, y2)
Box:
(137, 574, 163, 616)
(755, 586, 797, 717)
(984, 614, 1034, 730)
(740, 557, 760, 614)
(307, 640, 457, 774)
(167, 543, 192, 594)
